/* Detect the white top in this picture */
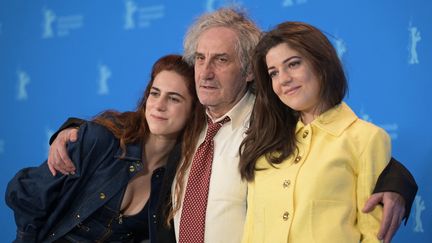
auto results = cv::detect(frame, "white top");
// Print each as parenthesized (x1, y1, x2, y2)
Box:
(173, 90, 255, 243)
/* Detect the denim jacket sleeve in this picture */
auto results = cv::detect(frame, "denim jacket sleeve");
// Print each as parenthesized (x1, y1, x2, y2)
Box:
(5, 122, 115, 242)
(6, 122, 118, 242)
(5, 151, 76, 242)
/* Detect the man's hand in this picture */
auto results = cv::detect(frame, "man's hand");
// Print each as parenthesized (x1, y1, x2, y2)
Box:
(363, 192, 406, 243)
(47, 128, 79, 176)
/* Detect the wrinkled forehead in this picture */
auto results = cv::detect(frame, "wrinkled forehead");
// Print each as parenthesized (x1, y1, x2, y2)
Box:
(196, 27, 239, 56)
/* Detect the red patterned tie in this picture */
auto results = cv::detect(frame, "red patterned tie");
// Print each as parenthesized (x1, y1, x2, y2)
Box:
(178, 116, 230, 243)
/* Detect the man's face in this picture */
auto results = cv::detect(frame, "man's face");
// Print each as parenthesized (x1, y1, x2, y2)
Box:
(194, 27, 248, 119)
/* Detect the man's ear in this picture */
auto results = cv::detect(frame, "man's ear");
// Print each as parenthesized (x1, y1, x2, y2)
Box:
(246, 69, 254, 83)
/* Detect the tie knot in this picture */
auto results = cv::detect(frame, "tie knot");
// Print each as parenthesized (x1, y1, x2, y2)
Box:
(205, 116, 230, 141)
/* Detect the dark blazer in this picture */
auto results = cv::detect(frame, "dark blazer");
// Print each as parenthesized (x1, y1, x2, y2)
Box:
(6, 121, 178, 242)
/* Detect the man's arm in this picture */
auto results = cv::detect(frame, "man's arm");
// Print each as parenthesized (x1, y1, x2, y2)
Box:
(49, 117, 85, 144)
(373, 157, 418, 220)
(364, 157, 418, 243)
(47, 117, 86, 176)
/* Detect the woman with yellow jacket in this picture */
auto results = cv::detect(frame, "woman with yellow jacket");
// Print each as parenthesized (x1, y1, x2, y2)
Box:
(240, 22, 391, 242)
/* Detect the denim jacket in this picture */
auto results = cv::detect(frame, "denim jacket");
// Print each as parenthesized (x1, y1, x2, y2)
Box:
(6, 121, 179, 242)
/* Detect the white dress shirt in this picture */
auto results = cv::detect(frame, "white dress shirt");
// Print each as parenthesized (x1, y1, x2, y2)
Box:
(173, 91, 255, 243)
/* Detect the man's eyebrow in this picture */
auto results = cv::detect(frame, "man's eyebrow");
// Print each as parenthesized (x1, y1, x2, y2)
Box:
(194, 52, 229, 57)
(194, 52, 204, 57)
(214, 53, 229, 59)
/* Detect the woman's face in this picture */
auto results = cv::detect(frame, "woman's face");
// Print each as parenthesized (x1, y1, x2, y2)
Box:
(265, 43, 321, 120)
(145, 70, 193, 138)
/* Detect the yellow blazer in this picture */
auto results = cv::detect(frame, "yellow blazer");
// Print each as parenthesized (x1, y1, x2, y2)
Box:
(242, 102, 390, 243)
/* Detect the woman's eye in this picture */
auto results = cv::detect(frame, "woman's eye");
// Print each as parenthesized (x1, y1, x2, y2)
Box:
(149, 91, 159, 97)
(169, 96, 180, 103)
(269, 71, 278, 78)
(288, 60, 301, 68)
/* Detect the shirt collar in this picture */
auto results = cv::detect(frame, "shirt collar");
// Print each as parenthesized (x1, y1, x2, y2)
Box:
(206, 90, 255, 130)
(296, 102, 358, 137)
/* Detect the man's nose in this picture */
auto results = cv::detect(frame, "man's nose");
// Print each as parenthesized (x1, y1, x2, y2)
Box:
(200, 60, 215, 80)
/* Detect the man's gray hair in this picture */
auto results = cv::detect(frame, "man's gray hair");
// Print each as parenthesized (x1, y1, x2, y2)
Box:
(183, 7, 261, 77)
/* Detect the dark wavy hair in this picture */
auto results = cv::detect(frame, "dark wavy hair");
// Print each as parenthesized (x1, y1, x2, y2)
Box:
(239, 21, 348, 181)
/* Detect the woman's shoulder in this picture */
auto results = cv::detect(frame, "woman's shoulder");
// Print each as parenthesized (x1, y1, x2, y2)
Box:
(350, 118, 389, 140)
(345, 118, 391, 157)
(75, 121, 119, 151)
(80, 120, 116, 138)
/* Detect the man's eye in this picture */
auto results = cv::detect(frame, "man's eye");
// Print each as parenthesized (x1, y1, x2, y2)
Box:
(217, 57, 228, 63)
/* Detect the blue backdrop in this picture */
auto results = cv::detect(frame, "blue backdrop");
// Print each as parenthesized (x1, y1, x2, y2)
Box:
(0, 0, 430, 242)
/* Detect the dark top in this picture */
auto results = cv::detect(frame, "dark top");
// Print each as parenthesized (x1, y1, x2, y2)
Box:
(6, 121, 179, 242)
(59, 186, 151, 242)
